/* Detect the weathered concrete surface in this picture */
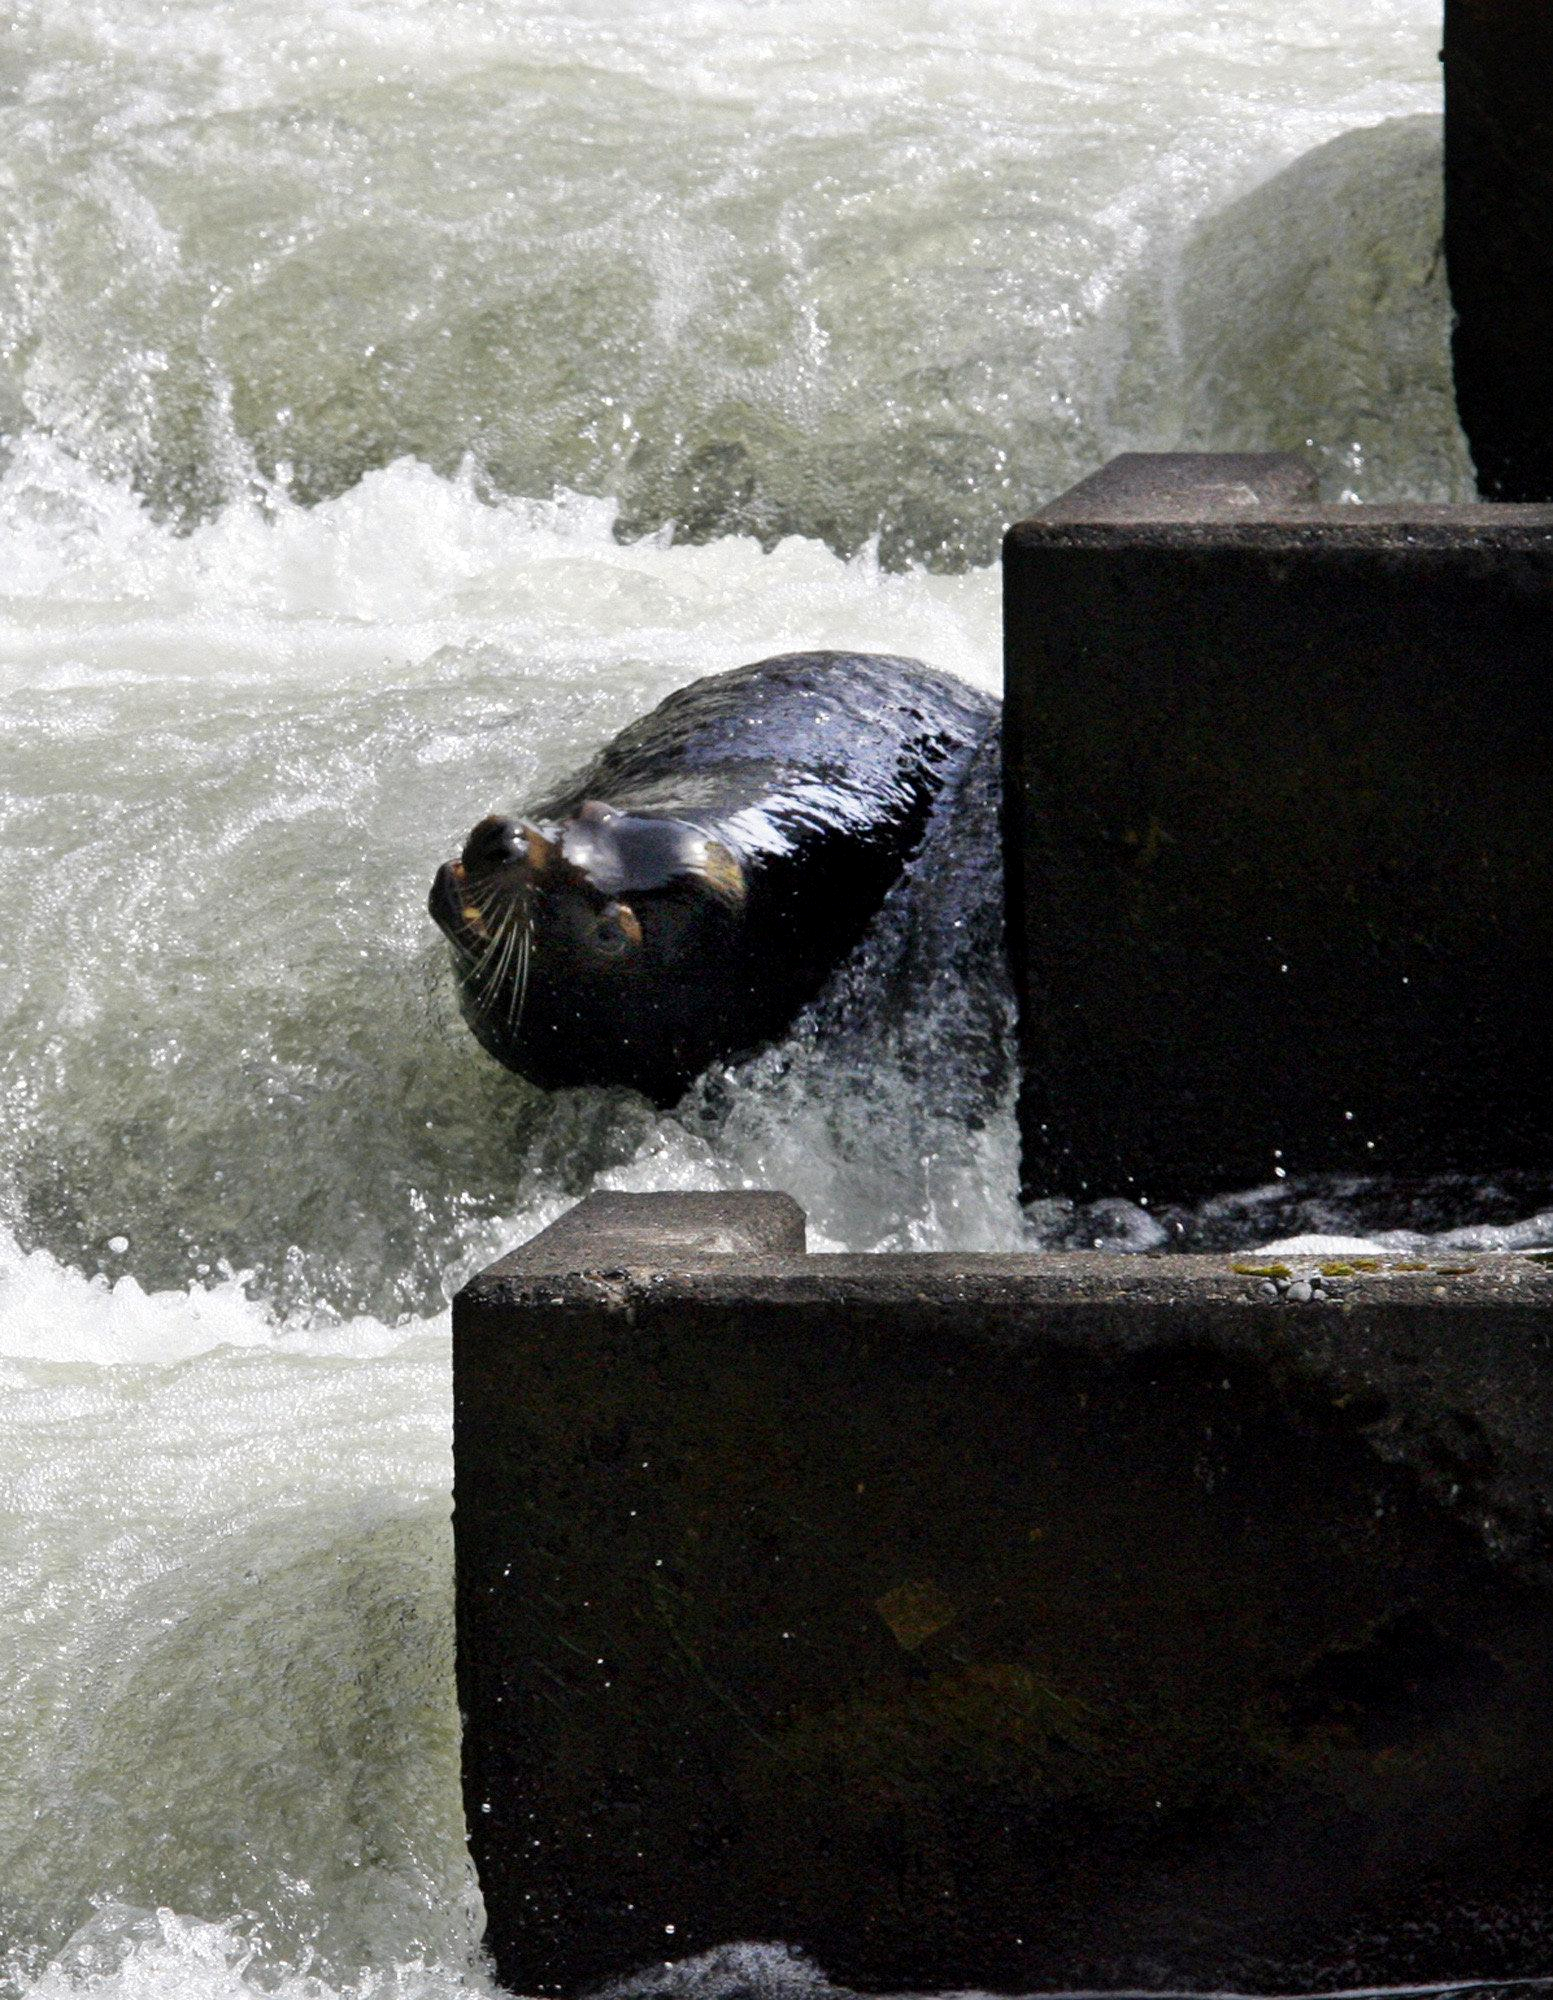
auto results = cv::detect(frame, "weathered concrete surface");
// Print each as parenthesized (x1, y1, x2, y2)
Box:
(1446, 0, 1553, 499)
(455, 1192, 1553, 1996)
(1004, 452, 1553, 1204)
(496, 1190, 808, 1271)
(1038, 450, 1319, 519)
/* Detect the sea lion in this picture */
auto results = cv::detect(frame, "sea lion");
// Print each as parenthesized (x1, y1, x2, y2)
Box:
(429, 650, 998, 1103)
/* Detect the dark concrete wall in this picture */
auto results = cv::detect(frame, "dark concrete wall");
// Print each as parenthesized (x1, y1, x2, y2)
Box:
(455, 1192, 1553, 1996)
(1446, 0, 1553, 499)
(1004, 453, 1553, 1204)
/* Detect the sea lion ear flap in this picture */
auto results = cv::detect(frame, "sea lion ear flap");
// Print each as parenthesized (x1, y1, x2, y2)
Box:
(697, 839, 747, 910)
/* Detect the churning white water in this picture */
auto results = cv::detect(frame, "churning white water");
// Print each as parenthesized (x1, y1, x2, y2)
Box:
(1, 1, 1530, 1995)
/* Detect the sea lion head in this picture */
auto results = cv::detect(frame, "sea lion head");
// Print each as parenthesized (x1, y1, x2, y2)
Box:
(429, 799, 747, 1094)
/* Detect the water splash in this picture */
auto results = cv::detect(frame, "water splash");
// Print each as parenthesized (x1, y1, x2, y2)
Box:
(1, 0, 1452, 560)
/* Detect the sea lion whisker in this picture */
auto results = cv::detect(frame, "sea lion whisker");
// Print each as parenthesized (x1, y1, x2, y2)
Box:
(459, 869, 517, 949)
(466, 893, 519, 1014)
(454, 875, 502, 966)
(516, 928, 532, 1032)
(518, 920, 535, 1028)
(509, 919, 534, 1034)
(501, 903, 532, 1010)
(509, 926, 528, 1030)
(466, 908, 511, 995)
(479, 905, 524, 1019)
(510, 904, 540, 1016)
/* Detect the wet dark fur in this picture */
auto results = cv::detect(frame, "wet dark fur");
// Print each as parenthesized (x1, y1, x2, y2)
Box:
(430, 650, 998, 1102)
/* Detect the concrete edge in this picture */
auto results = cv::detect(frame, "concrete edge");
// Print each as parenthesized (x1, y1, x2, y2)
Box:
(1005, 511, 1553, 551)
(459, 1193, 1553, 1311)
(484, 1189, 808, 1278)
(462, 1253, 1553, 1311)
(455, 1194, 1553, 1605)
(1034, 449, 1320, 520)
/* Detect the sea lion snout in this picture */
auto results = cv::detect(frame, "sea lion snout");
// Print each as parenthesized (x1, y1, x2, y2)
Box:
(461, 815, 523, 878)
(431, 816, 557, 951)
(428, 858, 472, 939)
(455, 815, 563, 888)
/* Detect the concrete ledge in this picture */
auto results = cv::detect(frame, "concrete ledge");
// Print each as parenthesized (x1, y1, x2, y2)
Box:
(493, 1190, 808, 1273)
(1003, 451, 1553, 1203)
(1037, 450, 1319, 520)
(454, 1192, 1553, 1996)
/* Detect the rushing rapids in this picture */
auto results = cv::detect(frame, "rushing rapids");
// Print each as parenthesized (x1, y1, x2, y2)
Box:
(1, 3, 1540, 1998)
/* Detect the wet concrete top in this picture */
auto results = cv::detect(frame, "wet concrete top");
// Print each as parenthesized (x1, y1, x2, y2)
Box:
(468, 1191, 1553, 1311)
(1012, 448, 1553, 541)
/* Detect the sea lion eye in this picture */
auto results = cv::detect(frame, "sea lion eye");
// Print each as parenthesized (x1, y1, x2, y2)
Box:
(592, 901, 642, 957)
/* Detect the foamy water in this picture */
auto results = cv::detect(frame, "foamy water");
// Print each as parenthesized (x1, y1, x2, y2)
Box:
(0, 0, 1507, 1992)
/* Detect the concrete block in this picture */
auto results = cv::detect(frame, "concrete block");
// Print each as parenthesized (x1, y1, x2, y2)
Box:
(1037, 450, 1319, 519)
(1003, 452, 1553, 1203)
(455, 1191, 1553, 1995)
(494, 1190, 808, 1271)
(1446, 0, 1553, 499)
